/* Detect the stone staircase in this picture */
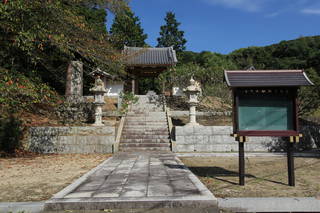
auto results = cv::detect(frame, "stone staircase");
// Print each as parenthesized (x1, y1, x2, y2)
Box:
(119, 95, 171, 152)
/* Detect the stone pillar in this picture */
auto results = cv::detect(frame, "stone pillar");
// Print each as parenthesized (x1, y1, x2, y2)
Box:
(131, 79, 135, 94)
(94, 104, 103, 126)
(135, 78, 139, 95)
(65, 61, 83, 102)
(189, 104, 197, 125)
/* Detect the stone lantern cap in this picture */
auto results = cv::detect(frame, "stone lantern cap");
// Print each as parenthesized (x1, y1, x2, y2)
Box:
(90, 76, 107, 93)
(184, 77, 201, 93)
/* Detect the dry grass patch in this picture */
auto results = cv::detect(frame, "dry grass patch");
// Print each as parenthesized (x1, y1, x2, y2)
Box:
(0, 154, 110, 202)
(181, 156, 320, 198)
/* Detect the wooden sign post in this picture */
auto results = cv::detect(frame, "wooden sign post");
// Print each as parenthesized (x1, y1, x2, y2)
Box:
(224, 70, 313, 186)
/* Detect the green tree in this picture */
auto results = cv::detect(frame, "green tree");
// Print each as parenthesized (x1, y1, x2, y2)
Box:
(157, 12, 187, 52)
(0, 0, 127, 114)
(110, 8, 148, 49)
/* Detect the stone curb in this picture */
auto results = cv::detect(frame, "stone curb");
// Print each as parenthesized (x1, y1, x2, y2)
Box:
(0, 202, 44, 213)
(177, 152, 320, 157)
(2, 197, 320, 212)
(218, 197, 320, 212)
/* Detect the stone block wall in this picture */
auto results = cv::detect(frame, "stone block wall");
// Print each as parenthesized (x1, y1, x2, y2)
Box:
(28, 126, 115, 154)
(175, 126, 280, 152)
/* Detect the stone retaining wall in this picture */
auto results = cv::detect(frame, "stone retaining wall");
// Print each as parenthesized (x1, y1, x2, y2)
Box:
(170, 111, 232, 117)
(28, 126, 115, 153)
(175, 126, 319, 152)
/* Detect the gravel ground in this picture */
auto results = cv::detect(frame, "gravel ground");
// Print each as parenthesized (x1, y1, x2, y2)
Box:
(181, 156, 320, 198)
(0, 154, 109, 202)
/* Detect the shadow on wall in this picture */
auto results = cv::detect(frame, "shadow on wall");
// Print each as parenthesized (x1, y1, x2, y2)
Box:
(267, 119, 320, 152)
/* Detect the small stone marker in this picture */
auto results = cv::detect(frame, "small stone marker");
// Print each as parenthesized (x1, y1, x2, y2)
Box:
(65, 61, 84, 103)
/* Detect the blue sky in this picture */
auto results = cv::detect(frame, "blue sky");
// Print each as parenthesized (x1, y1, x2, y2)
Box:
(107, 0, 320, 54)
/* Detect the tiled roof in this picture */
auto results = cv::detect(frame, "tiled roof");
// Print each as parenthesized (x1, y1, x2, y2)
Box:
(224, 70, 314, 87)
(123, 46, 178, 66)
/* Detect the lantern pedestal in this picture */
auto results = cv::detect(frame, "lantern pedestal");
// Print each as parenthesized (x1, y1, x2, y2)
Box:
(185, 103, 200, 127)
(92, 101, 105, 127)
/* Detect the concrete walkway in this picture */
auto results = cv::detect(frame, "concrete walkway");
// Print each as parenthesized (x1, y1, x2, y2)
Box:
(44, 152, 217, 211)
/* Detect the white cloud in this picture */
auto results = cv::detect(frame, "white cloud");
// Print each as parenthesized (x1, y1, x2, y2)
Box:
(203, 0, 320, 16)
(301, 8, 320, 15)
(265, 11, 281, 18)
(203, 0, 266, 12)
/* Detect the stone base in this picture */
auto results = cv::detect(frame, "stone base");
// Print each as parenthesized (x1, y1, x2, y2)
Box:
(175, 126, 279, 152)
(184, 122, 201, 127)
(92, 123, 105, 127)
(28, 126, 115, 153)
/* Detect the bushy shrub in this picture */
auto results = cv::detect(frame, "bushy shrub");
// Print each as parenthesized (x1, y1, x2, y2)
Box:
(0, 68, 60, 114)
(0, 115, 22, 155)
(119, 92, 139, 114)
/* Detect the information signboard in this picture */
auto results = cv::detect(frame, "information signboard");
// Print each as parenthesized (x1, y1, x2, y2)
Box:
(238, 95, 294, 131)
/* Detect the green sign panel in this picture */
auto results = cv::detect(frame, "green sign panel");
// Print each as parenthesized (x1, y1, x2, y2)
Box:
(238, 96, 294, 131)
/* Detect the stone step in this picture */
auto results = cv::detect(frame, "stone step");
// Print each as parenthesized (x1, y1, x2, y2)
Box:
(130, 109, 163, 112)
(131, 106, 162, 108)
(123, 123, 168, 127)
(119, 147, 171, 152)
(122, 130, 169, 134)
(125, 117, 167, 120)
(125, 120, 167, 124)
(123, 127, 169, 135)
(127, 112, 166, 115)
(123, 125, 168, 129)
(120, 138, 170, 143)
(125, 118, 167, 122)
(127, 112, 166, 116)
(119, 143, 170, 148)
(121, 134, 169, 139)
(122, 133, 169, 137)
(126, 114, 166, 117)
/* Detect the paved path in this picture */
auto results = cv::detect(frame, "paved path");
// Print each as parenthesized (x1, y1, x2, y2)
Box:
(44, 152, 217, 211)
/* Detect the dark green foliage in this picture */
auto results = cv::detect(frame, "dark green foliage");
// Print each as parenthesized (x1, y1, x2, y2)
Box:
(229, 36, 320, 115)
(0, 0, 126, 115)
(0, 115, 22, 155)
(157, 12, 187, 52)
(164, 36, 320, 114)
(75, 5, 108, 34)
(138, 78, 161, 95)
(119, 92, 139, 114)
(160, 52, 237, 105)
(110, 8, 148, 49)
(0, 68, 60, 115)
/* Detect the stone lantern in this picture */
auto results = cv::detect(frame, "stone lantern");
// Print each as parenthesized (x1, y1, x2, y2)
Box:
(90, 75, 107, 126)
(184, 77, 202, 126)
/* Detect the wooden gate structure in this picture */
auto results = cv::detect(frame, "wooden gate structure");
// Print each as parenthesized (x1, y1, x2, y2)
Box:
(123, 46, 177, 94)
